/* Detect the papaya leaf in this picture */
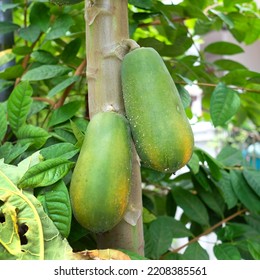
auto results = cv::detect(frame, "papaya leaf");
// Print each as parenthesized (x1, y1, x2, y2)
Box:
(214, 244, 241, 260)
(18, 158, 74, 189)
(210, 83, 240, 127)
(7, 81, 33, 133)
(16, 124, 50, 149)
(37, 180, 72, 238)
(0, 170, 44, 260)
(182, 242, 209, 260)
(0, 103, 7, 142)
(40, 143, 79, 160)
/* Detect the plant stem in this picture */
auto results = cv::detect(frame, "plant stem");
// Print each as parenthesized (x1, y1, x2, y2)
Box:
(171, 208, 247, 254)
(85, 0, 144, 255)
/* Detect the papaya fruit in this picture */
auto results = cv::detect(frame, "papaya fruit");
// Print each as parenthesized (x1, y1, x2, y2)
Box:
(121, 47, 194, 173)
(70, 111, 132, 233)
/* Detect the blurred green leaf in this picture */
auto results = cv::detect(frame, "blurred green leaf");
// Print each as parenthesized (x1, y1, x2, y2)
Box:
(216, 146, 243, 166)
(48, 101, 81, 127)
(0, 142, 30, 164)
(205, 41, 244, 55)
(129, 0, 153, 9)
(210, 83, 240, 127)
(21, 65, 71, 81)
(7, 81, 33, 133)
(182, 242, 209, 260)
(18, 158, 74, 189)
(45, 14, 74, 40)
(0, 21, 19, 35)
(214, 244, 241, 260)
(214, 59, 247, 71)
(0, 65, 24, 79)
(248, 241, 260, 260)
(146, 216, 192, 259)
(30, 2, 50, 32)
(243, 169, 260, 197)
(230, 170, 260, 214)
(172, 187, 209, 226)
(0, 103, 7, 142)
(31, 50, 59, 64)
(61, 38, 82, 64)
(187, 153, 200, 174)
(48, 76, 79, 97)
(18, 25, 41, 43)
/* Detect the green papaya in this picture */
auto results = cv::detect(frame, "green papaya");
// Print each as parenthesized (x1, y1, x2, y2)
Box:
(70, 111, 132, 233)
(121, 47, 194, 173)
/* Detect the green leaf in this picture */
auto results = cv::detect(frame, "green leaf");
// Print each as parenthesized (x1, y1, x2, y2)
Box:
(31, 50, 59, 64)
(243, 169, 260, 197)
(216, 146, 243, 166)
(70, 120, 85, 148)
(0, 172, 44, 260)
(210, 83, 240, 127)
(0, 21, 19, 35)
(30, 2, 50, 32)
(0, 142, 30, 164)
(230, 170, 260, 214)
(216, 170, 237, 209)
(21, 65, 71, 81)
(204, 41, 244, 55)
(214, 59, 247, 71)
(0, 65, 24, 79)
(172, 187, 209, 226)
(0, 103, 7, 142)
(37, 180, 72, 238)
(47, 101, 81, 127)
(40, 143, 79, 160)
(210, 10, 234, 29)
(18, 25, 41, 43)
(0, 50, 15, 67)
(45, 14, 74, 40)
(48, 76, 79, 97)
(18, 158, 74, 189)
(214, 244, 241, 260)
(7, 81, 33, 133)
(128, 0, 153, 9)
(146, 216, 192, 259)
(245, 214, 260, 233)
(0, 3, 20, 12)
(182, 242, 209, 260)
(61, 38, 82, 64)
(187, 153, 200, 174)
(16, 124, 50, 149)
(176, 84, 192, 108)
(248, 241, 260, 260)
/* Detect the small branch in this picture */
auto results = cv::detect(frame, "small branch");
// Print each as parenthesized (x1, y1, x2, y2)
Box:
(33, 97, 55, 106)
(171, 208, 247, 254)
(54, 58, 87, 109)
(176, 81, 260, 94)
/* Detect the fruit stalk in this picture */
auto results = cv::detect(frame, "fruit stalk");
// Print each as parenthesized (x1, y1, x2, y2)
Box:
(85, 0, 144, 255)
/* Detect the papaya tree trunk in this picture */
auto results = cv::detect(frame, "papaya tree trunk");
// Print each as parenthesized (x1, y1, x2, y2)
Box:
(85, 0, 144, 256)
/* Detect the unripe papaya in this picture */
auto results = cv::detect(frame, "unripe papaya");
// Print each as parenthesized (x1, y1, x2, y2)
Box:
(121, 47, 194, 173)
(70, 111, 132, 233)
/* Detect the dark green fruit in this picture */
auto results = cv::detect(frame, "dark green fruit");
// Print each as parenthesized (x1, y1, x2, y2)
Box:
(121, 47, 194, 173)
(70, 111, 132, 233)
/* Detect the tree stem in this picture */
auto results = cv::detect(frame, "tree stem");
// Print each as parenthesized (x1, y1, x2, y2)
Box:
(85, 0, 144, 256)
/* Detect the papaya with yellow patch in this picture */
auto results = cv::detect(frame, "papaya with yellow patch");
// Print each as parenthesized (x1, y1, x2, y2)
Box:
(121, 47, 194, 173)
(70, 111, 132, 233)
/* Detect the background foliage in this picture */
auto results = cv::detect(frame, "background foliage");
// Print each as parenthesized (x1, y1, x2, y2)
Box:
(0, 0, 260, 260)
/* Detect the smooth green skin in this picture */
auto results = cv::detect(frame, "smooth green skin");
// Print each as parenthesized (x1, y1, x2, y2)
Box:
(121, 47, 194, 173)
(70, 112, 132, 233)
